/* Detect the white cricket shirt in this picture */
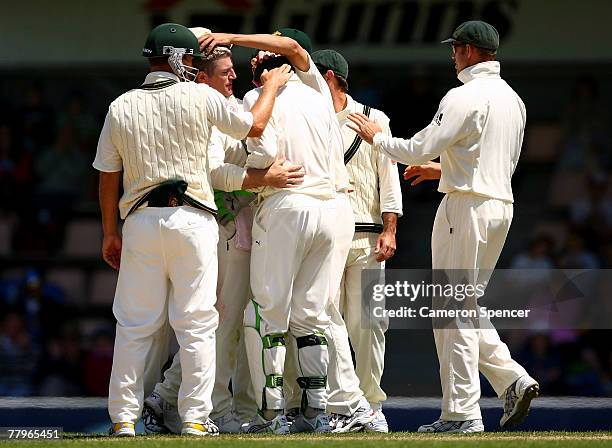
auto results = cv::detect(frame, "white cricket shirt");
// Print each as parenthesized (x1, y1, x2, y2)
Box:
(93, 71, 253, 218)
(338, 94, 403, 248)
(243, 75, 337, 200)
(209, 95, 249, 192)
(295, 55, 351, 193)
(372, 61, 526, 203)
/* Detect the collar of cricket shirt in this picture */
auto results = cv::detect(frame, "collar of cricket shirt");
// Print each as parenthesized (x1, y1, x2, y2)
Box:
(457, 60, 501, 84)
(143, 71, 181, 85)
(336, 94, 356, 122)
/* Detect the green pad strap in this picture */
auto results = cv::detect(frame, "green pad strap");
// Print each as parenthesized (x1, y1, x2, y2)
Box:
(265, 374, 284, 388)
(297, 376, 327, 412)
(262, 333, 286, 349)
(296, 376, 327, 389)
(295, 333, 327, 349)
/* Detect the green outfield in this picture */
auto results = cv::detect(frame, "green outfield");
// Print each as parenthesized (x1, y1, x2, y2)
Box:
(2, 432, 612, 448)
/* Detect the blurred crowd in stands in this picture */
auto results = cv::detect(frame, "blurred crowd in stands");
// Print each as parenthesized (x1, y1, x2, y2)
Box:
(0, 270, 113, 396)
(0, 86, 99, 254)
(0, 72, 610, 397)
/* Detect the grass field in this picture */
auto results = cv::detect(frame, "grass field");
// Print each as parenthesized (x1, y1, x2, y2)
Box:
(2, 432, 612, 447)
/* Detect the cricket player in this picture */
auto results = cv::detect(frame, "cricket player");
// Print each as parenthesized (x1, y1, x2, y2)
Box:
(142, 28, 304, 435)
(94, 23, 291, 437)
(203, 45, 257, 432)
(347, 21, 539, 433)
(202, 29, 343, 434)
(309, 49, 403, 432)
(199, 30, 378, 433)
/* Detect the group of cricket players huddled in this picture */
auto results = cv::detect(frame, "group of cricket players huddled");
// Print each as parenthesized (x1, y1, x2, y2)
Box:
(94, 20, 540, 437)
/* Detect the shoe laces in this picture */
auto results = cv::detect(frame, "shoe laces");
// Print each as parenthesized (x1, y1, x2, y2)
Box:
(142, 407, 162, 426)
(205, 419, 220, 434)
(431, 420, 462, 431)
(330, 413, 348, 428)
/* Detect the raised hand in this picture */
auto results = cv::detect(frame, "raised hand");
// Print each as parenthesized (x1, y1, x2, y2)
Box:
(199, 32, 233, 55)
(347, 112, 382, 145)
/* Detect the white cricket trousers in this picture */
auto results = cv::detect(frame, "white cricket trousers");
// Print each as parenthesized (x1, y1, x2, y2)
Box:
(339, 245, 388, 409)
(154, 221, 256, 422)
(432, 192, 527, 421)
(108, 206, 219, 425)
(245, 192, 335, 411)
(212, 221, 256, 421)
(285, 193, 365, 415)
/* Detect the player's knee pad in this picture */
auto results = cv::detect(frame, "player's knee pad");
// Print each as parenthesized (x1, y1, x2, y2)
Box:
(243, 300, 286, 411)
(261, 332, 286, 410)
(295, 333, 329, 410)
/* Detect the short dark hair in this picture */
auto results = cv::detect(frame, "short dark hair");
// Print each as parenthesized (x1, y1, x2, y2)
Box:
(315, 64, 348, 92)
(252, 55, 292, 84)
(148, 56, 169, 66)
(335, 75, 349, 92)
(473, 45, 497, 57)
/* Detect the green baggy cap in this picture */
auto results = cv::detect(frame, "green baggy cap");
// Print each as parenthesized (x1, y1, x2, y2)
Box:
(273, 28, 313, 54)
(143, 23, 203, 58)
(441, 20, 499, 51)
(312, 49, 349, 80)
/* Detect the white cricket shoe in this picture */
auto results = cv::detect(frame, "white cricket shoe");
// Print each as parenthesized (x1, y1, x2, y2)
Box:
(417, 419, 484, 433)
(290, 413, 331, 433)
(143, 391, 181, 434)
(108, 422, 135, 437)
(241, 414, 290, 434)
(213, 410, 242, 433)
(364, 409, 389, 433)
(500, 374, 540, 429)
(330, 405, 376, 433)
(181, 420, 220, 437)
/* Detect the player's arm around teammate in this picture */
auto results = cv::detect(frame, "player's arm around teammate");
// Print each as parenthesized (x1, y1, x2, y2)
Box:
(233, 47, 344, 433)
(210, 32, 389, 432)
(200, 32, 311, 72)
